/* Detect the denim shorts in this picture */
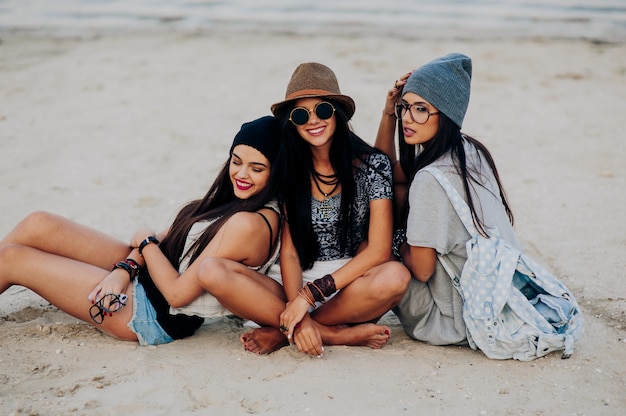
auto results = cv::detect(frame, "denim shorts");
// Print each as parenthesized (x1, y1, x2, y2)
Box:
(127, 279, 174, 346)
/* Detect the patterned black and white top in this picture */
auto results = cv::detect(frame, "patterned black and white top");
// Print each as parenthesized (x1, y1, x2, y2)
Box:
(312, 153, 392, 261)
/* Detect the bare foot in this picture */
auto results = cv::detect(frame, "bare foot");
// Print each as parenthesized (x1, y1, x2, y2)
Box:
(322, 323, 391, 349)
(240, 327, 289, 355)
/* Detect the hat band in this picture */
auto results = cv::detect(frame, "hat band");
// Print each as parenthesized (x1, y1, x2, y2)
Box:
(285, 89, 337, 101)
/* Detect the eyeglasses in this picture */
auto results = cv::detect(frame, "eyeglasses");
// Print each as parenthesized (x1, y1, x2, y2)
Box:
(394, 101, 439, 124)
(89, 293, 128, 324)
(289, 101, 335, 126)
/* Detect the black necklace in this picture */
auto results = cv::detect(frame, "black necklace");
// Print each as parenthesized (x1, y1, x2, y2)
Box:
(312, 174, 339, 199)
(312, 169, 339, 186)
(312, 172, 339, 219)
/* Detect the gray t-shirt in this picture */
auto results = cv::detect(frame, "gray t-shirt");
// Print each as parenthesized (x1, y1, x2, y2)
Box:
(394, 139, 520, 345)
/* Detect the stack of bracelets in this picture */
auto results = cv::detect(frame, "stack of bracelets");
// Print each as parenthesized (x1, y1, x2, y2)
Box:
(298, 274, 337, 308)
(112, 258, 141, 282)
(110, 236, 160, 282)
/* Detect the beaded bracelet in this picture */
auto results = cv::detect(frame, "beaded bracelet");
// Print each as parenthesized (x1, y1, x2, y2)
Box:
(138, 236, 159, 256)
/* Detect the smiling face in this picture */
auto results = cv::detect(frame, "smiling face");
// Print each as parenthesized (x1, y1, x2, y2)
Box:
(229, 144, 271, 199)
(292, 97, 337, 150)
(400, 92, 440, 146)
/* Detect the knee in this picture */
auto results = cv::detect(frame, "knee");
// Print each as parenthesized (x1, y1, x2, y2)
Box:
(6, 211, 55, 243)
(377, 262, 411, 298)
(0, 243, 23, 265)
(196, 257, 230, 295)
(0, 244, 27, 284)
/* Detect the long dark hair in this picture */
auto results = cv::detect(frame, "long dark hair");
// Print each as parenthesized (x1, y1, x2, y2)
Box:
(274, 100, 386, 270)
(158, 153, 278, 269)
(398, 113, 514, 237)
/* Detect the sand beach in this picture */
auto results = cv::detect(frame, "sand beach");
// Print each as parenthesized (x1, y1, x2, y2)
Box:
(1, 20, 625, 415)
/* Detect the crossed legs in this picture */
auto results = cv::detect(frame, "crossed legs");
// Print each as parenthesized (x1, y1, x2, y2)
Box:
(196, 258, 410, 355)
(0, 211, 137, 340)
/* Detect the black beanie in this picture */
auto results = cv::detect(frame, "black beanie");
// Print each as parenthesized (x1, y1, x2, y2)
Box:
(230, 115, 281, 164)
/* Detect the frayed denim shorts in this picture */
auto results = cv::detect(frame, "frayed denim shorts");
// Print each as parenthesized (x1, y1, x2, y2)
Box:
(127, 279, 174, 346)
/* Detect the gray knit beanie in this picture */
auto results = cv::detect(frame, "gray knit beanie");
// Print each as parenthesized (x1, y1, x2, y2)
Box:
(403, 53, 472, 128)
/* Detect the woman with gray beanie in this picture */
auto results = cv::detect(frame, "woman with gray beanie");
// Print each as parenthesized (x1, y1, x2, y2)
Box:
(375, 53, 520, 345)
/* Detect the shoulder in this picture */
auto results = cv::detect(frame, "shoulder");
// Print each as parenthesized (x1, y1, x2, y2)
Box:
(262, 199, 281, 217)
(362, 152, 391, 171)
(232, 206, 281, 232)
(356, 152, 392, 182)
(226, 211, 272, 232)
(411, 166, 461, 204)
(411, 169, 446, 197)
(414, 151, 461, 188)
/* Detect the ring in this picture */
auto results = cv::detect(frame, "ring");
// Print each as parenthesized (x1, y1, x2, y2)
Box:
(280, 324, 288, 332)
(394, 80, 399, 88)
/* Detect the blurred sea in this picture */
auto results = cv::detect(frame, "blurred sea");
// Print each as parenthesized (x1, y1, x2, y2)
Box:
(0, 0, 625, 42)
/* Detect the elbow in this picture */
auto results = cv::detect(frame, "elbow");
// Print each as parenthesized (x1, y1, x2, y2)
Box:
(410, 264, 435, 283)
(160, 288, 188, 309)
(413, 271, 432, 283)
(167, 296, 187, 309)
(406, 246, 437, 283)
(162, 291, 182, 308)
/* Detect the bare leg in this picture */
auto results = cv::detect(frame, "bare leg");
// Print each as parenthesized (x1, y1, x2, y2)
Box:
(312, 261, 410, 325)
(1, 211, 131, 270)
(0, 244, 136, 340)
(198, 259, 410, 355)
(197, 258, 287, 324)
(313, 322, 392, 349)
(196, 258, 289, 354)
(303, 261, 409, 349)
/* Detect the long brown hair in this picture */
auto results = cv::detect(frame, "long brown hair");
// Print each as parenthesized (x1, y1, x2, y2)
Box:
(159, 154, 278, 269)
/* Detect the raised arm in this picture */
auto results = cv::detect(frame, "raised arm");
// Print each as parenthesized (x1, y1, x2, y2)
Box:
(375, 73, 413, 225)
(374, 72, 411, 186)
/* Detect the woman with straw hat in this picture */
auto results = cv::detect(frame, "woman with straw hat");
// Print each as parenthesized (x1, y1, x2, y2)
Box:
(241, 62, 411, 357)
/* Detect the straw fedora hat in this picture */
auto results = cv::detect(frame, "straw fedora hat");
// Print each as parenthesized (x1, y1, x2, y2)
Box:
(271, 62, 356, 119)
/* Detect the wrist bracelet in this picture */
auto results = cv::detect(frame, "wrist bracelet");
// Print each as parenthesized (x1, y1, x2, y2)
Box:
(112, 259, 140, 282)
(307, 282, 326, 304)
(124, 258, 141, 280)
(298, 286, 317, 309)
(138, 236, 159, 256)
(311, 274, 337, 300)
